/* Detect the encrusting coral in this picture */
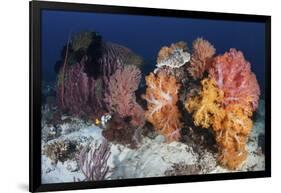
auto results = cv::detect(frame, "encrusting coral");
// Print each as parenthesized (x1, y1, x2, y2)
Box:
(186, 48, 260, 169)
(143, 71, 182, 142)
(188, 38, 216, 79)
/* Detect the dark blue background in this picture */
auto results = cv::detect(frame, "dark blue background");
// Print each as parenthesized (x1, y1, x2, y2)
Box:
(41, 10, 266, 94)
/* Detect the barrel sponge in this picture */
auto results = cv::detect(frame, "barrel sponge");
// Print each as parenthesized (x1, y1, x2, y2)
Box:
(143, 71, 182, 142)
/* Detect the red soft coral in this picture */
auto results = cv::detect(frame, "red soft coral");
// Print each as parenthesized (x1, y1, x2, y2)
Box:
(208, 48, 260, 111)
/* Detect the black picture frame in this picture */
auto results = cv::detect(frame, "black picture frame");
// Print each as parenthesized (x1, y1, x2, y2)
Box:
(29, 1, 271, 192)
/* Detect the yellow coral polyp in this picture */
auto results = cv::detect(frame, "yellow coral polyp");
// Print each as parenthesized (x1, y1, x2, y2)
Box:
(185, 78, 255, 170)
(143, 71, 182, 142)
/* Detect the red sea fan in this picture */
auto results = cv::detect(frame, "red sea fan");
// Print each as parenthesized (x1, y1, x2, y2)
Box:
(104, 65, 145, 128)
(208, 48, 260, 111)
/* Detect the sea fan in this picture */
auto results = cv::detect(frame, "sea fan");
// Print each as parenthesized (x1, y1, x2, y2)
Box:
(188, 38, 216, 79)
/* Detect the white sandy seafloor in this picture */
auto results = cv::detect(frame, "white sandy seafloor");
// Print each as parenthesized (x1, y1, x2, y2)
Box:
(41, 100, 265, 184)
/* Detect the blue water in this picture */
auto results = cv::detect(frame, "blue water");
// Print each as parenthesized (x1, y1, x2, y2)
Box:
(41, 9, 266, 95)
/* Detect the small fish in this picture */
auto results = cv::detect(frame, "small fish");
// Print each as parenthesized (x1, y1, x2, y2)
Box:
(95, 118, 100, 125)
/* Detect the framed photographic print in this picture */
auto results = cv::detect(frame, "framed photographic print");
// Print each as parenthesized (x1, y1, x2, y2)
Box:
(29, 0, 271, 192)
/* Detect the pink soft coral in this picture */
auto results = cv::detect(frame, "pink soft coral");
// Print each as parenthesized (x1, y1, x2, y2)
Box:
(142, 71, 182, 142)
(104, 64, 145, 128)
(208, 48, 260, 111)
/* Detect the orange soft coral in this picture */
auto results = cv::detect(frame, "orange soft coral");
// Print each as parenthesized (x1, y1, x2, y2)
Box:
(216, 104, 253, 169)
(185, 78, 225, 129)
(188, 38, 216, 79)
(143, 71, 182, 142)
(185, 78, 254, 169)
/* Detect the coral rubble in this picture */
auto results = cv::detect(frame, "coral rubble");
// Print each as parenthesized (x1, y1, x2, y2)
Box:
(43, 140, 80, 164)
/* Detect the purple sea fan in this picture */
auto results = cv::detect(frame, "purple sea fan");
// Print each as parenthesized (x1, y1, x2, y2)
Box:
(104, 64, 145, 128)
(57, 61, 104, 117)
(78, 140, 111, 181)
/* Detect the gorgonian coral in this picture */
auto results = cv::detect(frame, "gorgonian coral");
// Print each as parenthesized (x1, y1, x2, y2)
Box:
(142, 71, 182, 142)
(57, 61, 104, 117)
(56, 32, 143, 118)
(208, 48, 260, 111)
(188, 38, 216, 79)
(156, 41, 190, 69)
(104, 64, 145, 128)
(77, 140, 111, 181)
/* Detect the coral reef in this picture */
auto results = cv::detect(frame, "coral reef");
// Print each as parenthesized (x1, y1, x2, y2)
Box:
(156, 41, 190, 69)
(56, 31, 143, 118)
(143, 71, 182, 142)
(188, 38, 216, 79)
(104, 65, 145, 128)
(77, 140, 111, 181)
(43, 140, 80, 164)
(208, 48, 260, 111)
(102, 114, 141, 148)
(186, 76, 259, 169)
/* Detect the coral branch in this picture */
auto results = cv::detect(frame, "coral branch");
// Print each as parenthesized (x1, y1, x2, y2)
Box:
(60, 35, 71, 108)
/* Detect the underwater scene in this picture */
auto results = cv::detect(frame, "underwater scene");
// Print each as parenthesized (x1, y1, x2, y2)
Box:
(41, 10, 266, 183)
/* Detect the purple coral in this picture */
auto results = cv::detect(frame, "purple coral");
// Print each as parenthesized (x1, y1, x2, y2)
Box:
(56, 37, 143, 118)
(78, 140, 111, 181)
(104, 65, 145, 128)
(57, 61, 104, 117)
